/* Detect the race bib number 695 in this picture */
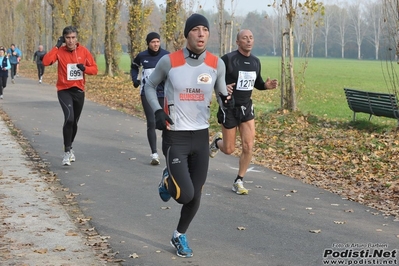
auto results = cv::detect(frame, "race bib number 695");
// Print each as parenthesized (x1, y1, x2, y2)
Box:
(67, 64, 83, 81)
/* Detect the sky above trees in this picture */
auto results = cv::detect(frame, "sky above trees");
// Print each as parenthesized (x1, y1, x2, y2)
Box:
(152, 0, 374, 16)
(152, 0, 273, 15)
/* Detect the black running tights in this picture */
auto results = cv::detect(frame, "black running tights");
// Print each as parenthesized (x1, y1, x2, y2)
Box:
(141, 95, 163, 154)
(57, 88, 85, 152)
(36, 64, 45, 79)
(0, 76, 7, 95)
(10, 64, 17, 79)
(162, 129, 209, 234)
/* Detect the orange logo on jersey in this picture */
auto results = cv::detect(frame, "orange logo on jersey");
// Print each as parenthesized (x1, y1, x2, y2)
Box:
(197, 73, 212, 84)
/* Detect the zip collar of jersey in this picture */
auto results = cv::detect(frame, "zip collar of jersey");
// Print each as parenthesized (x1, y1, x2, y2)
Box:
(186, 47, 205, 60)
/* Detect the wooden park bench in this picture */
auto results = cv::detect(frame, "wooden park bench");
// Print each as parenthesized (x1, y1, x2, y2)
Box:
(344, 88, 399, 125)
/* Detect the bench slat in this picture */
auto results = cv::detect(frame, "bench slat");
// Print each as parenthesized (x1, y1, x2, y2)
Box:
(344, 88, 399, 122)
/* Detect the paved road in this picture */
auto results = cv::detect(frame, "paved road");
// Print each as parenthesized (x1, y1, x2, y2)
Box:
(1, 77, 398, 266)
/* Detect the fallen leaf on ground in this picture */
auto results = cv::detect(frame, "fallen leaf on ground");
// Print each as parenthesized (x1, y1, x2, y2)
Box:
(65, 230, 79, 236)
(54, 245, 66, 251)
(34, 248, 48, 254)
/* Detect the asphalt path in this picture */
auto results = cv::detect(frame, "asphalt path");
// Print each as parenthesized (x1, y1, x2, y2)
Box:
(1, 76, 398, 266)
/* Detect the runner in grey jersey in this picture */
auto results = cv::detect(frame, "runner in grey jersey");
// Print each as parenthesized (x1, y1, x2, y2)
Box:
(144, 13, 233, 258)
(145, 48, 227, 130)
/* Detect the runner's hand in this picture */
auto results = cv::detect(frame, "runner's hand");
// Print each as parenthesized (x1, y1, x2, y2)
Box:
(133, 80, 140, 88)
(219, 92, 235, 108)
(76, 64, 85, 72)
(56, 36, 65, 48)
(155, 109, 174, 130)
(265, 77, 278, 90)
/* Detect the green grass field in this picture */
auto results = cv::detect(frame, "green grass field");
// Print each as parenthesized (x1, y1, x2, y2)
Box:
(96, 54, 398, 128)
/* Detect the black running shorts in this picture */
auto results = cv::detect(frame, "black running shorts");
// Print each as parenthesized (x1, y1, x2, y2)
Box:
(217, 99, 254, 129)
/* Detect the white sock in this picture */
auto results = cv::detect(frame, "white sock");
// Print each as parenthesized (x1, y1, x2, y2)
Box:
(174, 230, 182, 238)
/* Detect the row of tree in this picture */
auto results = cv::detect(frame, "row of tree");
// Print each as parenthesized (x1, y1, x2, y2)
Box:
(258, 0, 397, 61)
(2, 1, 396, 64)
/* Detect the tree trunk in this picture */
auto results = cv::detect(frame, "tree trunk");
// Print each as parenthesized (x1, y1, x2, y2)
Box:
(104, 23, 113, 77)
(104, 0, 121, 76)
(128, 0, 152, 59)
(341, 41, 345, 58)
(69, 0, 82, 28)
(164, 0, 177, 52)
(285, 0, 296, 111)
(90, 0, 98, 60)
(281, 32, 286, 109)
(280, 8, 286, 109)
(47, 0, 65, 43)
(325, 34, 328, 58)
(288, 24, 296, 111)
(218, 0, 225, 56)
(105, 5, 113, 77)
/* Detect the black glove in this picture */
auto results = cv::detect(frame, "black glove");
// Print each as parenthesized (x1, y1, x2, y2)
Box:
(219, 92, 235, 108)
(133, 80, 140, 88)
(76, 64, 85, 72)
(155, 109, 174, 130)
(56, 36, 65, 48)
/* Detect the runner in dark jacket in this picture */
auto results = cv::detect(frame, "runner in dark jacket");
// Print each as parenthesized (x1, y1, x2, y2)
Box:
(0, 48, 11, 99)
(130, 32, 169, 165)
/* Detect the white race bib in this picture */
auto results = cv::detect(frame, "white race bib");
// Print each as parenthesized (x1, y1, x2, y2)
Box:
(236, 71, 256, 91)
(143, 68, 154, 82)
(67, 64, 83, 81)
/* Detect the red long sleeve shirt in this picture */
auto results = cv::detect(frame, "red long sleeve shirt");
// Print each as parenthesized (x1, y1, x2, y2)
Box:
(42, 43, 98, 91)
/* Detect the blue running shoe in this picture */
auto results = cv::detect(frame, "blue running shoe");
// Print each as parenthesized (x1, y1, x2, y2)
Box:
(170, 233, 193, 258)
(159, 167, 171, 202)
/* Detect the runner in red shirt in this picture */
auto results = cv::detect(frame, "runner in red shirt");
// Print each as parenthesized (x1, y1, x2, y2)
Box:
(43, 26, 98, 166)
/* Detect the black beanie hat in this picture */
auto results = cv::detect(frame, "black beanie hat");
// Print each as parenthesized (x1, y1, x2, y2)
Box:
(184, 13, 210, 38)
(146, 32, 160, 45)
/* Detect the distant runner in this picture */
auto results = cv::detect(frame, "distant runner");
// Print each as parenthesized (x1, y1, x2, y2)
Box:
(131, 32, 169, 165)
